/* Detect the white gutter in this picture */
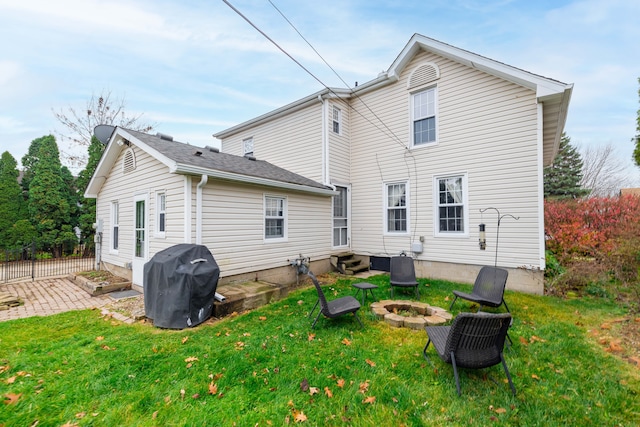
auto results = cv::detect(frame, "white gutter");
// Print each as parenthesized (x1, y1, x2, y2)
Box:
(196, 174, 208, 244)
(172, 164, 338, 197)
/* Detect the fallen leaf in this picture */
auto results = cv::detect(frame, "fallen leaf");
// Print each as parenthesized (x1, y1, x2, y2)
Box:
(363, 396, 376, 404)
(341, 338, 352, 346)
(358, 380, 370, 394)
(300, 378, 309, 392)
(307, 333, 316, 342)
(531, 374, 540, 380)
(530, 335, 546, 343)
(182, 336, 189, 344)
(259, 316, 267, 321)
(494, 408, 507, 414)
(180, 389, 185, 400)
(309, 387, 319, 396)
(75, 412, 86, 419)
(600, 323, 612, 330)
(292, 409, 307, 423)
(184, 356, 198, 363)
(208, 382, 218, 395)
(192, 393, 200, 399)
(628, 356, 640, 366)
(95, 336, 104, 341)
(4, 393, 21, 405)
(336, 379, 345, 388)
(365, 359, 376, 367)
(324, 387, 333, 398)
(152, 411, 158, 419)
(608, 341, 623, 353)
(6, 376, 16, 384)
(0, 365, 9, 374)
(518, 336, 528, 346)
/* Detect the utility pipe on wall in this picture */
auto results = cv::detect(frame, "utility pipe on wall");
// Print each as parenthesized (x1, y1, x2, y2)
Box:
(196, 174, 208, 244)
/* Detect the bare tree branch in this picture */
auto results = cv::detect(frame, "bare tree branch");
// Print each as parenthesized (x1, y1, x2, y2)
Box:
(579, 143, 635, 197)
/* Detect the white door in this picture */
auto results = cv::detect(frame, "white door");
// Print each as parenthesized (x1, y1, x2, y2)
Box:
(132, 194, 148, 287)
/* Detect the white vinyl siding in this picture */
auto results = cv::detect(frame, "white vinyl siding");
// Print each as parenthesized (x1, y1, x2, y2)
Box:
(199, 181, 331, 278)
(95, 146, 187, 269)
(348, 49, 540, 268)
(220, 102, 324, 183)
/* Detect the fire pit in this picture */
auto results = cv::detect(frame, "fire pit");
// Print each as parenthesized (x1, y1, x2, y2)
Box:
(371, 300, 452, 330)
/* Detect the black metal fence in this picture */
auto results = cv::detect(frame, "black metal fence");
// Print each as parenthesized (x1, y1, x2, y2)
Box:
(2, 243, 95, 283)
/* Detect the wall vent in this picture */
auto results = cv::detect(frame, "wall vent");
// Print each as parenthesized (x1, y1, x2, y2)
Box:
(122, 148, 136, 173)
(408, 62, 440, 89)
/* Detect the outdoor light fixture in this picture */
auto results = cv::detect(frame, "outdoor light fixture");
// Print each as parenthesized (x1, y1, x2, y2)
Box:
(479, 223, 486, 250)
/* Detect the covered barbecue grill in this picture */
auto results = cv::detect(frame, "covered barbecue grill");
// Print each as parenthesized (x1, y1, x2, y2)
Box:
(144, 244, 220, 329)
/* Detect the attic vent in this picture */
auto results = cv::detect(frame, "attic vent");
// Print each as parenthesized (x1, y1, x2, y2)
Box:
(205, 145, 220, 153)
(156, 132, 174, 141)
(407, 62, 440, 89)
(244, 154, 256, 161)
(122, 148, 136, 173)
(194, 150, 203, 157)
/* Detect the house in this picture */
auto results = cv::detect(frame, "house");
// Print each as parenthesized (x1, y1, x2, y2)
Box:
(86, 34, 572, 295)
(213, 34, 572, 294)
(85, 129, 337, 291)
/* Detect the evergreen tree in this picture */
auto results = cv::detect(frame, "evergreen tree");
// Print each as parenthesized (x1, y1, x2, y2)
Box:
(20, 136, 45, 197)
(544, 133, 590, 199)
(76, 136, 105, 246)
(0, 151, 26, 248)
(27, 135, 76, 256)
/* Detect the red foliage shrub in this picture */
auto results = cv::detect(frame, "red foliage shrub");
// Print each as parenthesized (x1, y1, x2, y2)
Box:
(545, 195, 640, 262)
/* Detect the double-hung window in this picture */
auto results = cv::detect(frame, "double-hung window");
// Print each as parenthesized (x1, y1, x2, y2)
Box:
(434, 174, 468, 236)
(385, 182, 408, 233)
(264, 195, 286, 240)
(243, 137, 254, 156)
(156, 192, 166, 237)
(412, 87, 437, 146)
(111, 201, 119, 252)
(332, 106, 341, 134)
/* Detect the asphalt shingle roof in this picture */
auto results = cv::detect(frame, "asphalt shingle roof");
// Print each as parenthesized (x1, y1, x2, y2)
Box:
(125, 129, 330, 191)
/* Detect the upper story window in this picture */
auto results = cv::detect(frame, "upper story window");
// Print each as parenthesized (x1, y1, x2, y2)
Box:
(111, 201, 119, 252)
(385, 182, 408, 234)
(332, 106, 341, 134)
(412, 87, 437, 146)
(264, 195, 287, 241)
(243, 137, 254, 156)
(156, 192, 166, 237)
(434, 174, 468, 237)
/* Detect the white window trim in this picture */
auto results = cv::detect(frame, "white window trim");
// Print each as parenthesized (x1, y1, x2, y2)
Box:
(331, 184, 351, 249)
(332, 106, 342, 136)
(410, 85, 438, 148)
(433, 173, 469, 238)
(263, 194, 287, 243)
(110, 201, 119, 254)
(383, 181, 410, 236)
(155, 191, 166, 239)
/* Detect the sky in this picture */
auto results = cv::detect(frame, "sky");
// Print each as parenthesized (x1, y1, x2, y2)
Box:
(1, 0, 639, 183)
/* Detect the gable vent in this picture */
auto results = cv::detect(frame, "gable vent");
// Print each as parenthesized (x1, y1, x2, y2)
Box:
(408, 62, 440, 89)
(122, 148, 136, 173)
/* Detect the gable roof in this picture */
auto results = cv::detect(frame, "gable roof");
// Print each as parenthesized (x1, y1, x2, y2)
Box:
(214, 33, 572, 166)
(85, 128, 335, 198)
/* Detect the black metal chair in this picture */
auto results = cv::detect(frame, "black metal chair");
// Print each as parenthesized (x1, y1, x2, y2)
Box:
(423, 312, 515, 396)
(307, 271, 363, 329)
(449, 266, 510, 312)
(390, 255, 419, 298)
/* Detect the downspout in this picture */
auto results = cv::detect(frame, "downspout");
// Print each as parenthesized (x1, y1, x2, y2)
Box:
(196, 174, 208, 245)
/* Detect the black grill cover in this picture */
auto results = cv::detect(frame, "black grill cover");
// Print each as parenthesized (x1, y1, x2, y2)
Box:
(144, 244, 220, 329)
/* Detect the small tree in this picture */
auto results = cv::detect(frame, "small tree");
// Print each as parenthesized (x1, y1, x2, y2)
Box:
(76, 136, 106, 247)
(53, 90, 154, 169)
(544, 133, 589, 199)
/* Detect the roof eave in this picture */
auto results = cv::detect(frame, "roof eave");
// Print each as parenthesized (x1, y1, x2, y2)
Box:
(173, 164, 337, 197)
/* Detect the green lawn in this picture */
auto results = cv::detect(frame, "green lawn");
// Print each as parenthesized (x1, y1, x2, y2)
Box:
(1, 274, 638, 426)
